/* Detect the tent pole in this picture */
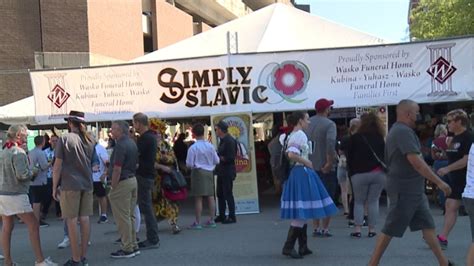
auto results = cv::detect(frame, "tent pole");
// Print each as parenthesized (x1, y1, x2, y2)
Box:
(96, 122, 99, 140)
(226, 31, 230, 55)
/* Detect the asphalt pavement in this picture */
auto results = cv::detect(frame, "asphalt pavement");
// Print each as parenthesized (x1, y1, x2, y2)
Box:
(3, 195, 470, 265)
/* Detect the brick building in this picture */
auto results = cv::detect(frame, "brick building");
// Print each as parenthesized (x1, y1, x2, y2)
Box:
(0, 0, 296, 106)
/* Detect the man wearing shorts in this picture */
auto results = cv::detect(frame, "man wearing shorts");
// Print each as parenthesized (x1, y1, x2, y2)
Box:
(29, 135, 51, 227)
(369, 100, 453, 266)
(186, 123, 220, 229)
(437, 109, 474, 249)
(53, 111, 95, 266)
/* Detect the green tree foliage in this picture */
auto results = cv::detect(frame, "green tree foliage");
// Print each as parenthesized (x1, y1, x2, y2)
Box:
(410, 0, 474, 40)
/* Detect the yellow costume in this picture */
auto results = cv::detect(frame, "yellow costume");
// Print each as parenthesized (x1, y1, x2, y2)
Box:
(149, 118, 181, 234)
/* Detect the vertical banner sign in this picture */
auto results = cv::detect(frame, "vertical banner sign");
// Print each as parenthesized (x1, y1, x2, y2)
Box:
(212, 113, 260, 214)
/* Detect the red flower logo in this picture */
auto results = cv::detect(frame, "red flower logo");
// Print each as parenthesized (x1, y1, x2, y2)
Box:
(259, 61, 309, 104)
(273, 64, 305, 97)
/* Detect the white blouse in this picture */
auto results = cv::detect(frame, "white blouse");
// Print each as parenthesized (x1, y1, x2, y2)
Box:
(280, 130, 310, 162)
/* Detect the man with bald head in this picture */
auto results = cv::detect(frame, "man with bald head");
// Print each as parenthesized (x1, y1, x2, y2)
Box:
(369, 99, 454, 266)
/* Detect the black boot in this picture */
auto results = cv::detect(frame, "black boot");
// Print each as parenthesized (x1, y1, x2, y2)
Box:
(214, 215, 225, 223)
(282, 226, 303, 259)
(298, 224, 313, 256)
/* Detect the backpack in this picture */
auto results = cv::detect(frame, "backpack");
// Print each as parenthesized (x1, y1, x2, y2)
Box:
(276, 134, 294, 183)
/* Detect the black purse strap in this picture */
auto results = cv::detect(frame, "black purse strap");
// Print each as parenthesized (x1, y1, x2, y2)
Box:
(361, 135, 387, 169)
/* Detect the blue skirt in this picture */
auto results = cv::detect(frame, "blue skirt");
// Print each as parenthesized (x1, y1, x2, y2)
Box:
(281, 165, 338, 220)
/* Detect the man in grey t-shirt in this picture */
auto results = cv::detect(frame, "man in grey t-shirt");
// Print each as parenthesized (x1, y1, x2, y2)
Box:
(108, 120, 139, 258)
(53, 111, 95, 265)
(369, 100, 453, 266)
(305, 98, 337, 237)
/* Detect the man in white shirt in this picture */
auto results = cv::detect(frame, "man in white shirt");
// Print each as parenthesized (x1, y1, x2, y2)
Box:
(186, 123, 220, 229)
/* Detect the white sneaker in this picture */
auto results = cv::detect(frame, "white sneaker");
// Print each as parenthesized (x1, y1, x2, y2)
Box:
(0, 254, 4, 259)
(35, 257, 58, 266)
(57, 237, 70, 249)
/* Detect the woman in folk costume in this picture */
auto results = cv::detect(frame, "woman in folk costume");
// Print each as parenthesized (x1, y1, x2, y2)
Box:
(280, 111, 338, 259)
(149, 118, 181, 234)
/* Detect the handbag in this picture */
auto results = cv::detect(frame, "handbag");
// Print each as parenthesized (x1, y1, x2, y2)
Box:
(163, 187, 188, 201)
(161, 162, 188, 201)
(162, 168, 187, 191)
(361, 135, 388, 172)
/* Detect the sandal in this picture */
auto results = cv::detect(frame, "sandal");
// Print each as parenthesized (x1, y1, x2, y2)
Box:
(350, 232, 361, 238)
(368, 232, 377, 238)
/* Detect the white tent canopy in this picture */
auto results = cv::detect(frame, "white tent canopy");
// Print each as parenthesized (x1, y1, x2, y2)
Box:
(0, 96, 36, 125)
(133, 3, 385, 63)
(1, 3, 387, 125)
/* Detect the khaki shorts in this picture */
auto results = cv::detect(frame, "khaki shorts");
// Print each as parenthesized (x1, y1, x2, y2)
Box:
(60, 190, 93, 219)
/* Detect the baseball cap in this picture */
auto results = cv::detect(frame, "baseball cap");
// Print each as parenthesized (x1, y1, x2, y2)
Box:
(315, 98, 334, 112)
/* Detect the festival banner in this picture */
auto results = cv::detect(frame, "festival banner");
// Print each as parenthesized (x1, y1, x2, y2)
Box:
(211, 113, 259, 214)
(29, 37, 474, 124)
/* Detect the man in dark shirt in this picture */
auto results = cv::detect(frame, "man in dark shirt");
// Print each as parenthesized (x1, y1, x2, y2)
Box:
(133, 113, 159, 249)
(436, 109, 474, 249)
(108, 120, 139, 258)
(369, 99, 453, 266)
(214, 120, 238, 224)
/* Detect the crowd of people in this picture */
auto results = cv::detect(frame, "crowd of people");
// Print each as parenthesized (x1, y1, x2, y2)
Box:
(2, 97, 474, 265)
(269, 98, 474, 265)
(0, 111, 238, 266)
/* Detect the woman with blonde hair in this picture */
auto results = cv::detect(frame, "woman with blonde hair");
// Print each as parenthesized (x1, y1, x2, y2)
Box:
(437, 109, 474, 249)
(0, 125, 58, 265)
(149, 118, 181, 234)
(347, 112, 386, 238)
